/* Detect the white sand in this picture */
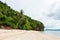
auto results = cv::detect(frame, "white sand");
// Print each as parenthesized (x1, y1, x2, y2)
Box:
(0, 29, 60, 40)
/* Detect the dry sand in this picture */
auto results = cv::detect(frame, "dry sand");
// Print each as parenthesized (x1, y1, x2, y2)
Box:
(0, 29, 60, 40)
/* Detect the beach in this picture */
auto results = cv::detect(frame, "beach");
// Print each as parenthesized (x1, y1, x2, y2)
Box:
(0, 29, 60, 40)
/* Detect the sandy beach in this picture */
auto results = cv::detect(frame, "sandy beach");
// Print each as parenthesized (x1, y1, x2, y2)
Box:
(0, 29, 60, 40)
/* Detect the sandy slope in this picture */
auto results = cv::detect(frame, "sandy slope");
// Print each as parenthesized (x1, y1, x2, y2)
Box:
(0, 29, 60, 40)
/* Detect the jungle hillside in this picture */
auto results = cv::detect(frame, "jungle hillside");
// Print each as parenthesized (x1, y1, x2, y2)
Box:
(0, 1, 44, 31)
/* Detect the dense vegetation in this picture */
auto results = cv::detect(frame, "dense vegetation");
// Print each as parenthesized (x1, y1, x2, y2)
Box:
(0, 1, 44, 31)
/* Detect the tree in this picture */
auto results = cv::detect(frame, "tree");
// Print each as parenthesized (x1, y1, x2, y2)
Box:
(20, 9, 24, 15)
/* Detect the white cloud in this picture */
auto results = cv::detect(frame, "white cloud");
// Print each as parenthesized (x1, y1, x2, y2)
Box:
(48, 2, 60, 18)
(0, 0, 60, 29)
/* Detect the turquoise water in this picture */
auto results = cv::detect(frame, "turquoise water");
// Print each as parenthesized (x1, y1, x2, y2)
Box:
(44, 31, 60, 38)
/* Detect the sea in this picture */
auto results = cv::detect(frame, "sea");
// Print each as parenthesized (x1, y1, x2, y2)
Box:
(43, 30, 60, 38)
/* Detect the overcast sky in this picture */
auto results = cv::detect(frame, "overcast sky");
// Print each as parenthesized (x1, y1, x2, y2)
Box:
(0, 0, 60, 29)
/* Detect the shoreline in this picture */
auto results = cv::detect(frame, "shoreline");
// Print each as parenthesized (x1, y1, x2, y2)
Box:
(0, 29, 60, 40)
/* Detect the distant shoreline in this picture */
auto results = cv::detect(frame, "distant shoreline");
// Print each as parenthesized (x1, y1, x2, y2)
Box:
(45, 29, 60, 31)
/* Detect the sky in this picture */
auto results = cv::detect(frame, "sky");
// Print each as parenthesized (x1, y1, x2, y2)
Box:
(0, 0, 60, 29)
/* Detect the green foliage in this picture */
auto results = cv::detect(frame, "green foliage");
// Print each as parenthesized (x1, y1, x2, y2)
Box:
(0, 1, 44, 31)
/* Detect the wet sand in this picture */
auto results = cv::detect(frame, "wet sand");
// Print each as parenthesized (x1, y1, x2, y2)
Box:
(0, 29, 60, 40)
